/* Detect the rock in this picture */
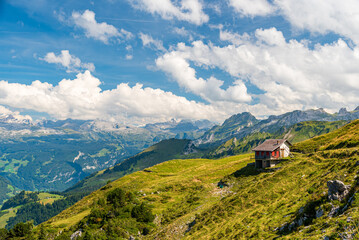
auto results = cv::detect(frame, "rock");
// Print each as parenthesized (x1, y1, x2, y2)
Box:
(298, 207, 304, 214)
(70, 230, 82, 240)
(316, 207, 324, 218)
(324, 236, 330, 240)
(354, 106, 359, 111)
(328, 204, 340, 217)
(288, 222, 296, 231)
(327, 180, 350, 201)
(279, 223, 287, 232)
(129, 236, 135, 240)
(338, 108, 348, 115)
(297, 216, 307, 226)
(355, 161, 359, 166)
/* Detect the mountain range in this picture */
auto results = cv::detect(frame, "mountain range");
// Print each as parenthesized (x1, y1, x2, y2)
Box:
(0, 107, 359, 236)
(0, 114, 213, 194)
(24, 119, 359, 239)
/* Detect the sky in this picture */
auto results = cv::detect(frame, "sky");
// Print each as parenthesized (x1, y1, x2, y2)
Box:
(0, 0, 359, 125)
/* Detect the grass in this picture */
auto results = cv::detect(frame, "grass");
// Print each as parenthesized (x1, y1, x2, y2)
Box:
(65, 138, 193, 195)
(38, 120, 359, 239)
(38, 193, 63, 205)
(3, 159, 29, 173)
(46, 154, 252, 233)
(90, 148, 110, 158)
(0, 191, 63, 228)
(0, 208, 16, 228)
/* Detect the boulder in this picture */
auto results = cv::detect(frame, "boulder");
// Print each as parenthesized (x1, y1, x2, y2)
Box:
(328, 204, 339, 217)
(327, 180, 350, 201)
(316, 207, 324, 218)
(70, 230, 82, 240)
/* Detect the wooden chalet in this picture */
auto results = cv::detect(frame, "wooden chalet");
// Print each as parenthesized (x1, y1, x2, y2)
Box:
(252, 139, 292, 168)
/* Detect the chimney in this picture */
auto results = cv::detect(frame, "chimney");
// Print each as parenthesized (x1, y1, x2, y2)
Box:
(277, 140, 279, 145)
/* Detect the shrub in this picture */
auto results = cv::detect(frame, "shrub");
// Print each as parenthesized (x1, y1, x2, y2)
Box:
(131, 203, 155, 223)
(107, 188, 126, 208)
(10, 222, 33, 237)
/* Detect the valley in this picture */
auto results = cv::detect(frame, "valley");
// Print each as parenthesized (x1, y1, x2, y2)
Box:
(23, 119, 359, 239)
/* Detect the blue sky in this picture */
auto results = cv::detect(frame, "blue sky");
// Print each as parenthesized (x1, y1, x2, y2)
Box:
(0, 0, 358, 124)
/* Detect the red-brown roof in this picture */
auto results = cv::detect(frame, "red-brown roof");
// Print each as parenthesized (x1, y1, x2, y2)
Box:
(252, 139, 291, 152)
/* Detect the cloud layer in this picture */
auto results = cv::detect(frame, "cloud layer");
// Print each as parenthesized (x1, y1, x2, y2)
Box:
(229, 0, 359, 45)
(130, 0, 209, 25)
(229, 0, 275, 17)
(0, 71, 224, 123)
(155, 27, 359, 116)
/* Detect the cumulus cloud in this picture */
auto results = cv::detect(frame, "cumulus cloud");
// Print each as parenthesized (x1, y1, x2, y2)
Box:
(160, 27, 359, 116)
(41, 50, 95, 73)
(0, 105, 32, 122)
(156, 43, 252, 103)
(229, 0, 275, 17)
(274, 0, 359, 45)
(139, 33, 166, 52)
(130, 0, 209, 25)
(228, 0, 359, 45)
(72, 10, 133, 44)
(219, 29, 250, 46)
(0, 71, 224, 123)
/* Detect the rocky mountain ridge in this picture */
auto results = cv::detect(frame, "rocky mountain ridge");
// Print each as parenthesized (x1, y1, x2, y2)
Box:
(195, 107, 359, 147)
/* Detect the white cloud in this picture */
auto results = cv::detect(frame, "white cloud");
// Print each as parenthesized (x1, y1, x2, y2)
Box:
(0, 71, 224, 123)
(173, 27, 194, 41)
(41, 50, 95, 73)
(228, 1, 359, 45)
(72, 10, 133, 44)
(219, 29, 251, 46)
(274, 0, 359, 45)
(130, 0, 209, 25)
(161, 27, 359, 116)
(139, 33, 166, 52)
(126, 54, 133, 60)
(0, 105, 32, 122)
(229, 0, 275, 17)
(156, 43, 252, 103)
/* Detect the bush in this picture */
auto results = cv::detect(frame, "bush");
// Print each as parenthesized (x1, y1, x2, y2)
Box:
(131, 203, 155, 223)
(107, 188, 126, 208)
(0, 228, 9, 240)
(10, 222, 33, 237)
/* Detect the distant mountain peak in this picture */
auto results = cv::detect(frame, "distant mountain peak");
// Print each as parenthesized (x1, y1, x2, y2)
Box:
(338, 108, 348, 115)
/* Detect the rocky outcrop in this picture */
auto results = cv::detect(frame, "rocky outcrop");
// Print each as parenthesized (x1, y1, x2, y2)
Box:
(70, 230, 82, 240)
(327, 180, 350, 202)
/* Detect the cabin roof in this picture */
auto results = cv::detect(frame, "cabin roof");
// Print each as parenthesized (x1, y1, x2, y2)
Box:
(252, 139, 291, 152)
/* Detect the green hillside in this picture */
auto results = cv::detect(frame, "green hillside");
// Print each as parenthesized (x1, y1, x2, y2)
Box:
(65, 138, 194, 195)
(207, 120, 347, 159)
(3, 120, 359, 239)
(0, 176, 18, 205)
(0, 191, 64, 229)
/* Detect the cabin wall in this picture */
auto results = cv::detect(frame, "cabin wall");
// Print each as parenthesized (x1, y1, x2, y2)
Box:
(280, 143, 290, 157)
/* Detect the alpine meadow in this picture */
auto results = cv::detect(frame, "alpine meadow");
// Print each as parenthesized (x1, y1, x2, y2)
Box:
(0, 0, 359, 239)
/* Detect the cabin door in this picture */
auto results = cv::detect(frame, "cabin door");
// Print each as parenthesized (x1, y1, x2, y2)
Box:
(281, 148, 284, 158)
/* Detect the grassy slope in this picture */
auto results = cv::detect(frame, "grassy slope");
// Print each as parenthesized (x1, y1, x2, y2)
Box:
(0, 192, 63, 228)
(207, 120, 347, 158)
(0, 176, 18, 205)
(42, 120, 359, 239)
(65, 139, 193, 195)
